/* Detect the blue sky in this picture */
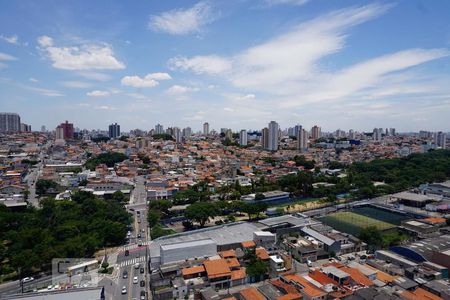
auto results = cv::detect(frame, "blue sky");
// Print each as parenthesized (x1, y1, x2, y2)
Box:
(1, 0, 450, 132)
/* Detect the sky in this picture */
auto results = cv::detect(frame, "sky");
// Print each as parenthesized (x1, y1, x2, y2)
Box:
(1, 0, 450, 132)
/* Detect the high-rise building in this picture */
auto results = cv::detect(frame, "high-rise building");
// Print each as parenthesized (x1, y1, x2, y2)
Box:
(203, 122, 210, 136)
(182, 127, 192, 138)
(268, 121, 279, 151)
(239, 130, 248, 146)
(348, 129, 356, 140)
(261, 127, 269, 149)
(155, 124, 164, 135)
(225, 129, 233, 140)
(173, 127, 182, 143)
(297, 128, 308, 151)
(108, 123, 120, 138)
(389, 128, 396, 136)
(373, 128, 382, 141)
(55, 126, 65, 140)
(435, 131, 447, 149)
(41, 125, 46, 132)
(20, 123, 31, 132)
(0, 113, 21, 132)
(311, 125, 321, 140)
(59, 121, 74, 139)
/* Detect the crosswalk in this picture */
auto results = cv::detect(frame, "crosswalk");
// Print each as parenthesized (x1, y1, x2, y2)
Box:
(118, 256, 147, 268)
(123, 241, 151, 251)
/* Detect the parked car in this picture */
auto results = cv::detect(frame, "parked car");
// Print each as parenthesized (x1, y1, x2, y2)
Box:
(140, 280, 145, 287)
(123, 270, 128, 279)
(140, 267, 144, 274)
(121, 286, 127, 294)
(133, 276, 138, 284)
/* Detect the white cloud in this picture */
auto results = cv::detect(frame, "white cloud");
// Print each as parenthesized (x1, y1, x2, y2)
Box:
(0, 63, 7, 69)
(61, 81, 92, 88)
(78, 71, 112, 81)
(0, 34, 19, 45)
(167, 85, 199, 95)
(29, 77, 39, 82)
(236, 94, 256, 100)
(37, 35, 53, 47)
(94, 105, 115, 110)
(121, 72, 171, 88)
(149, 1, 215, 35)
(18, 84, 64, 97)
(281, 48, 450, 106)
(262, 0, 309, 6)
(87, 90, 111, 97)
(37, 35, 125, 70)
(0, 52, 17, 61)
(169, 55, 231, 75)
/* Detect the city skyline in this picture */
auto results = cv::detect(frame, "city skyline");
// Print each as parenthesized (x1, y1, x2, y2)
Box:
(1, 1, 450, 131)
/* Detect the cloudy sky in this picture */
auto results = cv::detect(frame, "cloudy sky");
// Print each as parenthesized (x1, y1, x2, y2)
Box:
(1, 0, 450, 132)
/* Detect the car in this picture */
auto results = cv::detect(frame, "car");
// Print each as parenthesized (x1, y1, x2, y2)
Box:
(134, 263, 140, 269)
(137, 211, 140, 215)
(140, 280, 145, 287)
(140, 267, 144, 274)
(141, 229, 145, 233)
(137, 233, 141, 238)
(140, 291, 146, 300)
(21, 277, 34, 283)
(125, 250, 130, 256)
(137, 219, 141, 223)
(138, 240, 142, 246)
(123, 270, 128, 279)
(136, 252, 140, 258)
(121, 286, 127, 294)
(133, 276, 138, 284)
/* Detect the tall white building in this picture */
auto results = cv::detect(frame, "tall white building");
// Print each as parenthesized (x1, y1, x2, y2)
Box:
(55, 126, 65, 140)
(155, 124, 164, 134)
(348, 129, 356, 140)
(173, 127, 182, 143)
(182, 127, 192, 139)
(203, 122, 209, 136)
(435, 131, 447, 149)
(0, 113, 21, 132)
(268, 121, 279, 151)
(239, 130, 248, 146)
(297, 128, 308, 151)
(373, 128, 383, 141)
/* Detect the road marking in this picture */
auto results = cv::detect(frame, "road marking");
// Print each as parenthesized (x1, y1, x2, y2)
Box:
(119, 256, 146, 268)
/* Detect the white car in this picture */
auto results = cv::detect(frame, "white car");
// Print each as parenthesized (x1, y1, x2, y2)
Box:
(134, 263, 140, 269)
(133, 276, 138, 284)
(21, 277, 34, 283)
(121, 286, 127, 294)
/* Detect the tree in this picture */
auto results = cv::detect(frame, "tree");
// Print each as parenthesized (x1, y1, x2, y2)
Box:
(240, 202, 268, 220)
(359, 226, 382, 249)
(84, 152, 127, 170)
(185, 202, 219, 227)
(36, 179, 58, 195)
(147, 210, 161, 227)
(148, 200, 172, 214)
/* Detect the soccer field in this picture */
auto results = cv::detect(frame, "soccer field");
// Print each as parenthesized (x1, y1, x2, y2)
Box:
(320, 211, 396, 235)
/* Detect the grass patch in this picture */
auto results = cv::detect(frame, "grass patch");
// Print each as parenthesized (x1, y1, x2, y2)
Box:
(320, 211, 396, 236)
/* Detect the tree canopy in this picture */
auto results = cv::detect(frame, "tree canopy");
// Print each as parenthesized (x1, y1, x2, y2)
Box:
(84, 151, 127, 170)
(0, 191, 130, 277)
(185, 202, 219, 227)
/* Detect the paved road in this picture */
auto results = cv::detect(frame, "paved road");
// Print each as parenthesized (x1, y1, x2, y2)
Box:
(107, 205, 150, 300)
